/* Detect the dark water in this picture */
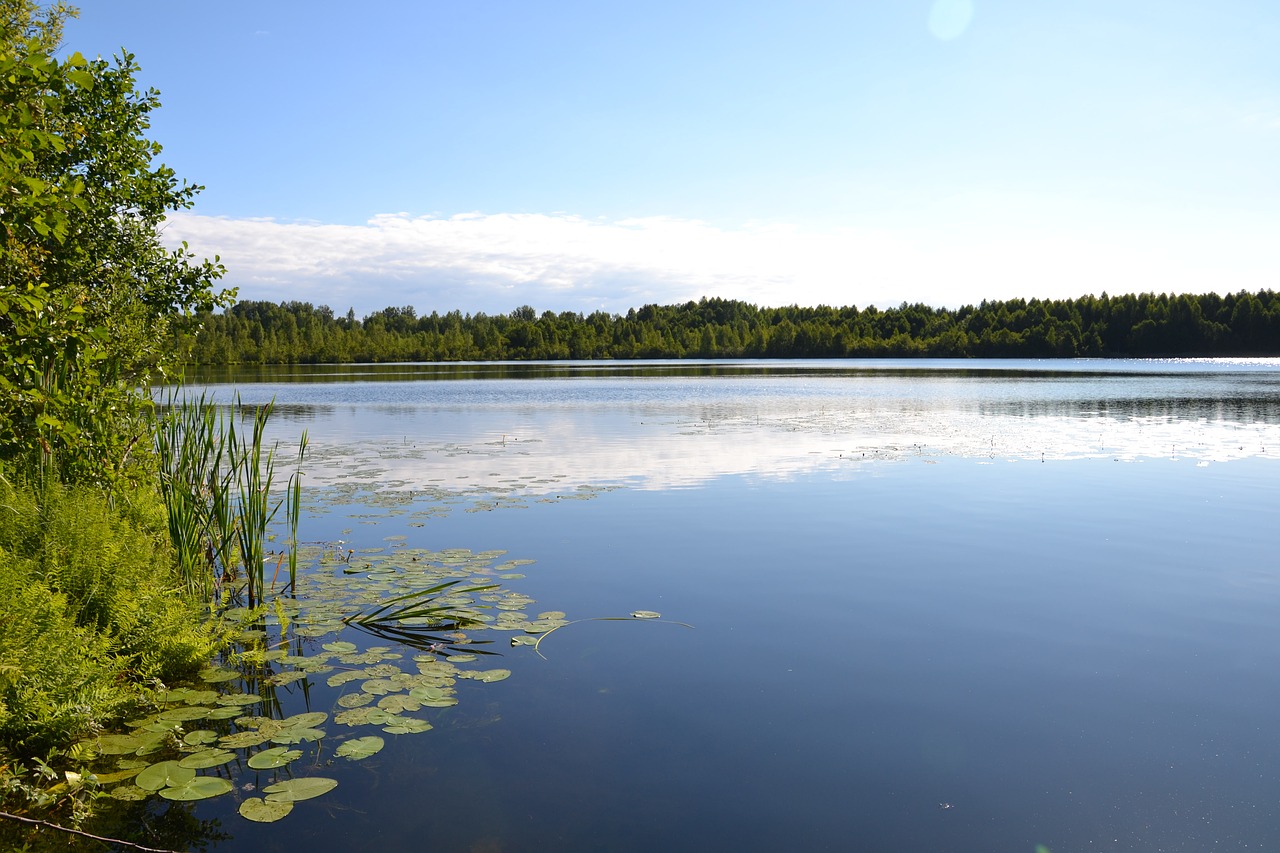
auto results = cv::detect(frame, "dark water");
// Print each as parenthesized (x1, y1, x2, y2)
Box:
(123, 360, 1280, 851)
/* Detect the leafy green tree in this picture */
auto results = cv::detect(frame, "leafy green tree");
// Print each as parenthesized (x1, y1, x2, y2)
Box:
(0, 2, 229, 482)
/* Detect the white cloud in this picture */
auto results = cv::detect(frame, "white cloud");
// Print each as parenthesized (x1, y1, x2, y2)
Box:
(163, 209, 1279, 317)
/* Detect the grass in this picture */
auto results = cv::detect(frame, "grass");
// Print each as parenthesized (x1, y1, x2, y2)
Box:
(152, 392, 307, 608)
(0, 465, 217, 757)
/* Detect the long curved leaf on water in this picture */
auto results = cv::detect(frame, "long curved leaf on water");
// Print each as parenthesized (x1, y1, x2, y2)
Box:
(343, 581, 498, 627)
(533, 615, 696, 658)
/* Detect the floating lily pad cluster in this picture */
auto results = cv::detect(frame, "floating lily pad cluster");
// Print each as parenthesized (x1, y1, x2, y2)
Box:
(81, 548, 565, 824)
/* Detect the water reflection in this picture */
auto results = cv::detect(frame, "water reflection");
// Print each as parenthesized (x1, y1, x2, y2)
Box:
(175, 359, 1280, 493)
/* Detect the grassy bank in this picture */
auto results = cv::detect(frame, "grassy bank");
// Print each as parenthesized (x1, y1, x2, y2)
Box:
(0, 460, 219, 815)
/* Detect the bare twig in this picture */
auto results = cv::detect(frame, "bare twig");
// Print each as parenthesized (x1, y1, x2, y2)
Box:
(0, 810, 183, 853)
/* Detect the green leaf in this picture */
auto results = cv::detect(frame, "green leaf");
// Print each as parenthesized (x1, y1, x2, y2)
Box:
(271, 727, 326, 745)
(263, 777, 338, 802)
(282, 711, 328, 728)
(471, 668, 511, 683)
(178, 749, 236, 769)
(239, 797, 294, 822)
(159, 776, 233, 801)
(247, 747, 303, 769)
(335, 736, 384, 760)
(135, 761, 194, 792)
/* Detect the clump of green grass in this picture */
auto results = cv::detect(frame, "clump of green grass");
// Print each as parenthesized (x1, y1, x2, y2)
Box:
(152, 392, 307, 607)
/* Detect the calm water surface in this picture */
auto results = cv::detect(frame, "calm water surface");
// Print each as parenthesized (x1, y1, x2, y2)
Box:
(130, 360, 1280, 851)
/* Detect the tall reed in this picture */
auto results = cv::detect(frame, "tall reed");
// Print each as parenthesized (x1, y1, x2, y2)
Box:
(152, 392, 305, 608)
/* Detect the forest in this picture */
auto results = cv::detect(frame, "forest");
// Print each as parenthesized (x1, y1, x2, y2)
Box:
(179, 289, 1280, 364)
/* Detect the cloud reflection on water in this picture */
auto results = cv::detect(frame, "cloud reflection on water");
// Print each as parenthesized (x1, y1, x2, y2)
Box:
(203, 360, 1280, 494)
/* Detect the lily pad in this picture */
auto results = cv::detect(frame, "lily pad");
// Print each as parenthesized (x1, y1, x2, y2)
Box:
(92, 767, 142, 784)
(198, 666, 240, 683)
(157, 706, 212, 722)
(247, 747, 303, 769)
(271, 727, 325, 745)
(263, 777, 338, 802)
(323, 641, 358, 653)
(205, 706, 243, 720)
(377, 695, 421, 713)
(283, 711, 328, 729)
(382, 718, 433, 735)
(94, 733, 150, 755)
(159, 776, 233, 801)
(220, 731, 270, 749)
(266, 670, 308, 686)
(337, 692, 374, 708)
(327, 671, 364, 687)
(335, 736, 384, 760)
(471, 669, 511, 683)
(215, 692, 262, 706)
(183, 730, 218, 746)
(178, 749, 236, 769)
(240, 797, 294, 823)
(136, 761, 195, 792)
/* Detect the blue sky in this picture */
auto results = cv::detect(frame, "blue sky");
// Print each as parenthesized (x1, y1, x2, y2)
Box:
(66, 1, 1279, 316)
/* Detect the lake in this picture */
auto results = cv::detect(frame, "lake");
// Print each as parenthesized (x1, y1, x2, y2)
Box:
(104, 359, 1280, 852)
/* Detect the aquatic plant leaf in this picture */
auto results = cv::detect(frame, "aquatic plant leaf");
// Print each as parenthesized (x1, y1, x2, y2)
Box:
(247, 747, 303, 769)
(95, 734, 149, 755)
(164, 688, 220, 705)
(240, 796, 295, 822)
(382, 718, 433, 735)
(220, 731, 270, 749)
(334, 708, 374, 726)
(471, 669, 511, 683)
(363, 663, 403, 678)
(335, 736, 384, 760)
(178, 749, 236, 769)
(327, 670, 364, 687)
(205, 706, 243, 720)
(136, 761, 195, 791)
(377, 695, 421, 713)
(360, 679, 399, 695)
(267, 670, 309, 686)
(337, 692, 374, 708)
(271, 727, 325, 745)
(92, 767, 141, 784)
(407, 685, 451, 702)
(215, 692, 262, 706)
(283, 712, 328, 729)
(160, 776, 234, 801)
(364, 708, 400, 725)
(263, 777, 338, 802)
(199, 667, 240, 683)
(158, 706, 212, 722)
(183, 730, 218, 746)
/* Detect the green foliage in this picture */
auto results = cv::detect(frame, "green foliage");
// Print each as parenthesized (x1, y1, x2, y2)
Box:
(0, 4, 229, 484)
(178, 290, 1280, 365)
(0, 468, 215, 758)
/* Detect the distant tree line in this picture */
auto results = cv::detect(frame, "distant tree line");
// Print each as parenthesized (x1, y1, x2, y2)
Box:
(175, 290, 1280, 364)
